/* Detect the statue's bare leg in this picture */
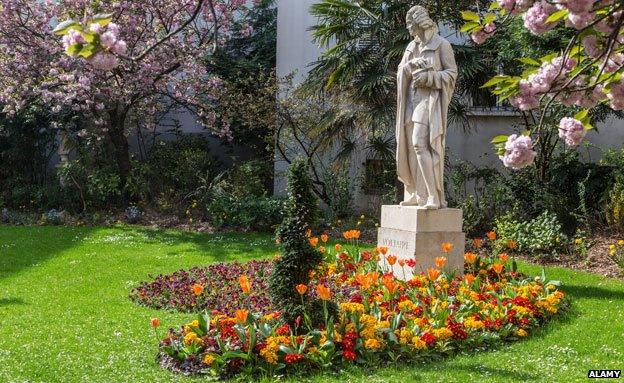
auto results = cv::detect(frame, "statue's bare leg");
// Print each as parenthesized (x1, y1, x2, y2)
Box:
(413, 122, 439, 209)
(400, 122, 423, 206)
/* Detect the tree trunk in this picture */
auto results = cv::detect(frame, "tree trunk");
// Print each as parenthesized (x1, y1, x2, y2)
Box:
(108, 122, 131, 187)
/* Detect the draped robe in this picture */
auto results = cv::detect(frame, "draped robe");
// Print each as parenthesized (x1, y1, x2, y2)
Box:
(396, 33, 457, 207)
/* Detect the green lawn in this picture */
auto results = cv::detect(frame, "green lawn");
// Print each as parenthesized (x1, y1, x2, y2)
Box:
(0, 226, 622, 383)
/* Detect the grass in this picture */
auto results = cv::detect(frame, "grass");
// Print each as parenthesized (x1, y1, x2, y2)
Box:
(0, 225, 622, 383)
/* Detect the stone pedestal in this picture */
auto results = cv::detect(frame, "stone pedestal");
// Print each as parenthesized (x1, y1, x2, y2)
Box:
(377, 206, 465, 280)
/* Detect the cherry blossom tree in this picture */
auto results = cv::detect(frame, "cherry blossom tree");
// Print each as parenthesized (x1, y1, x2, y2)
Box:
(0, 0, 253, 184)
(462, 0, 624, 169)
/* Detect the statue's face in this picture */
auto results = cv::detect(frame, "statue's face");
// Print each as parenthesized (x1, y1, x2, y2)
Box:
(406, 18, 422, 38)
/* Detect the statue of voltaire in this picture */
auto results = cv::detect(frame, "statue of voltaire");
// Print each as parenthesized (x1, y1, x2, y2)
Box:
(396, 6, 457, 209)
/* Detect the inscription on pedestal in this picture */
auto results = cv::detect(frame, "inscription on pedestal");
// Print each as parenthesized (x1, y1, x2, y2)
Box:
(377, 206, 465, 280)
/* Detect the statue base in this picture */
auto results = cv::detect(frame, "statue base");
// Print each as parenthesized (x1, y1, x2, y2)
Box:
(377, 205, 465, 280)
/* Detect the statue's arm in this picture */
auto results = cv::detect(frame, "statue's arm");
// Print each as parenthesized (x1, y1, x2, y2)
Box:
(423, 41, 458, 90)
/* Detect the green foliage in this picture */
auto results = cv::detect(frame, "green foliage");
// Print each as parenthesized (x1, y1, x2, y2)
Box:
(494, 211, 567, 256)
(0, 106, 58, 209)
(446, 157, 515, 236)
(147, 135, 220, 198)
(269, 159, 323, 324)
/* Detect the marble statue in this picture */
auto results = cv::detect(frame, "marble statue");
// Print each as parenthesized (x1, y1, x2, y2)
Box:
(396, 6, 457, 209)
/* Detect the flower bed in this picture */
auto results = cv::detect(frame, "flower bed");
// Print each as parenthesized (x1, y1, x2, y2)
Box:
(151, 232, 567, 379)
(130, 260, 274, 315)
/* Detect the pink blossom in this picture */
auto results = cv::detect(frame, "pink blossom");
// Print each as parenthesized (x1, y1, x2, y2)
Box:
(500, 134, 537, 169)
(558, 117, 586, 146)
(566, 12, 594, 29)
(607, 80, 624, 110)
(100, 31, 117, 50)
(89, 52, 119, 71)
(510, 81, 540, 110)
(523, 1, 558, 35)
(557, 0, 594, 14)
(582, 35, 602, 58)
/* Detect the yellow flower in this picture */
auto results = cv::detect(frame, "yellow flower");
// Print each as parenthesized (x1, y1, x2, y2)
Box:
(433, 327, 453, 340)
(340, 302, 365, 314)
(411, 336, 427, 350)
(364, 338, 382, 350)
(183, 332, 203, 346)
(618, 240, 624, 246)
(398, 300, 417, 312)
(203, 354, 215, 365)
(515, 328, 528, 337)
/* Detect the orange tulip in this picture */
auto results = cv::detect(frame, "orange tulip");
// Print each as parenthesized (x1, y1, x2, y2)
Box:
(507, 240, 518, 250)
(464, 252, 477, 263)
(376, 246, 388, 255)
(320, 234, 329, 243)
(343, 230, 361, 240)
(464, 273, 475, 285)
(192, 283, 204, 296)
(387, 254, 397, 266)
(486, 231, 497, 241)
(355, 273, 372, 289)
(295, 284, 308, 295)
(382, 275, 399, 294)
(309, 237, 319, 247)
(427, 267, 441, 281)
(316, 284, 332, 300)
(235, 309, 249, 324)
(239, 275, 252, 294)
(473, 238, 483, 248)
(150, 317, 161, 328)
(319, 246, 326, 254)
(499, 252, 509, 262)
(435, 256, 447, 269)
(492, 263, 504, 274)
(398, 259, 406, 267)
(441, 242, 453, 253)
(335, 244, 343, 251)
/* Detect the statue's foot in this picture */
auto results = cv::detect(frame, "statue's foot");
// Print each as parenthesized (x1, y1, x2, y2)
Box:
(400, 197, 422, 206)
(423, 196, 440, 210)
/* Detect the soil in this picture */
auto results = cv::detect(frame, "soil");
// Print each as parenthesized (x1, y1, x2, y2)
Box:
(517, 233, 623, 280)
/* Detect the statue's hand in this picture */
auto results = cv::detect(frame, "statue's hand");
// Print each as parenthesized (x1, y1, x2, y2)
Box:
(413, 72, 428, 87)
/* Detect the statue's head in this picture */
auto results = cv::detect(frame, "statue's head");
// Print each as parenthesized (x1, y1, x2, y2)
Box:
(406, 6, 437, 38)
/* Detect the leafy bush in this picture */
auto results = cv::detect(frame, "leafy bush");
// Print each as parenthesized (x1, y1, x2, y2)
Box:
(44, 209, 63, 225)
(124, 206, 143, 224)
(494, 211, 567, 256)
(206, 194, 284, 231)
(58, 161, 122, 210)
(147, 135, 220, 201)
(269, 159, 323, 324)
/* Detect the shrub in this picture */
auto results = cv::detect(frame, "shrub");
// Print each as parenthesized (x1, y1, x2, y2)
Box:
(44, 209, 63, 225)
(147, 135, 220, 200)
(269, 158, 323, 324)
(124, 206, 143, 224)
(494, 211, 567, 256)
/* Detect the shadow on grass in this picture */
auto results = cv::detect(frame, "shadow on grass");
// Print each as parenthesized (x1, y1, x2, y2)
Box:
(0, 297, 25, 306)
(562, 284, 624, 300)
(0, 225, 96, 281)
(133, 227, 277, 262)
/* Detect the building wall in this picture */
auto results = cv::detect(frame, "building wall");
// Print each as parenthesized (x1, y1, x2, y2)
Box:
(275, 0, 624, 206)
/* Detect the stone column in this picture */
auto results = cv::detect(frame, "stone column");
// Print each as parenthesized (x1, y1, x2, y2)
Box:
(377, 206, 465, 280)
